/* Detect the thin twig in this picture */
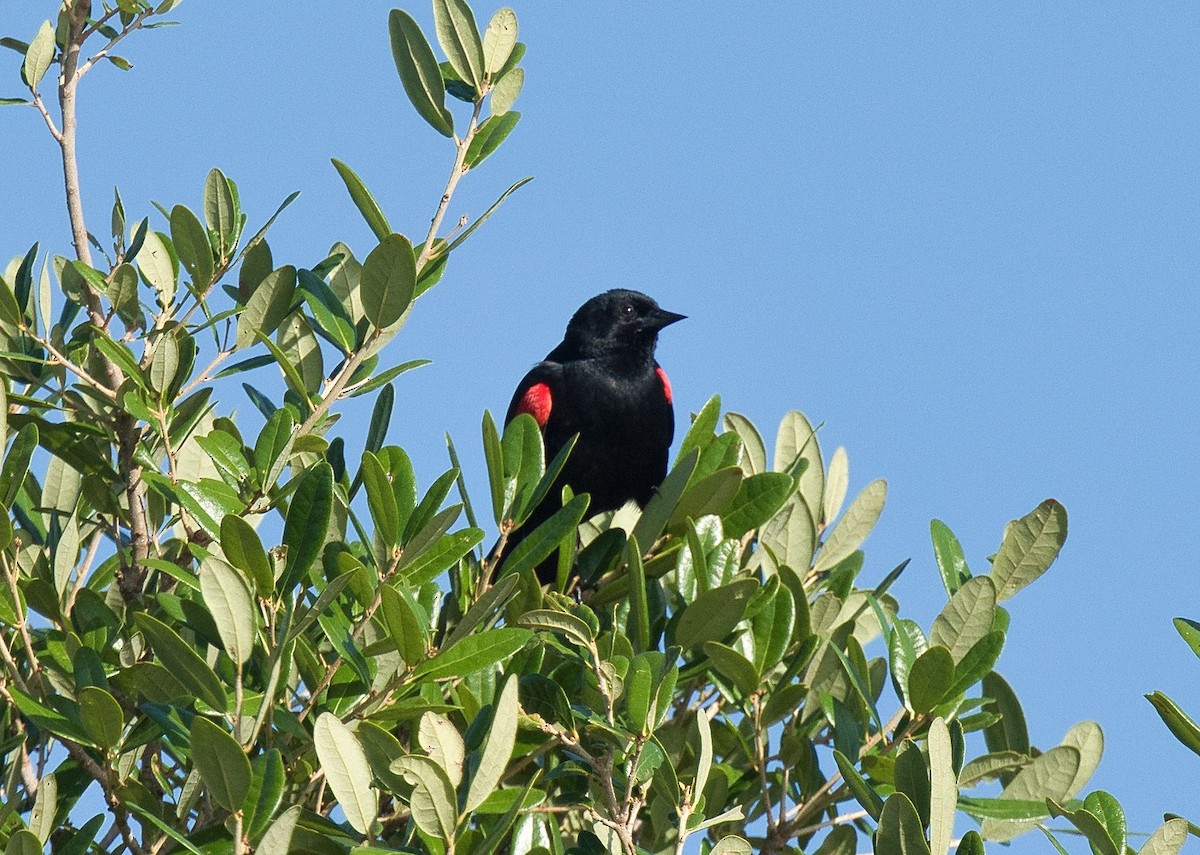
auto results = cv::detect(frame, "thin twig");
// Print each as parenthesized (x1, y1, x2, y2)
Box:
(416, 100, 484, 271)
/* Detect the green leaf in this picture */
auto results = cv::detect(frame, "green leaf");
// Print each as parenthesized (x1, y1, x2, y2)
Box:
(170, 204, 213, 291)
(243, 749, 286, 840)
(379, 583, 429, 664)
(412, 627, 531, 681)
(138, 230, 177, 309)
(362, 452, 400, 549)
(190, 716, 252, 810)
(465, 674, 519, 811)
(983, 671, 1030, 755)
(980, 745, 1081, 841)
(134, 613, 227, 711)
(813, 479, 886, 574)
(331, 158, 392, 243)
(1083, 791, 1126, 855)
(943, 631, 1004, 700)
(389, 9, 454, 137)
(702, 641, 758, 696)
(236, 265, 296, 350)
(675, 578, 759, 649)
(908, 645, 954, 714)
(710, 838, 753, 855)
(433, 0, 485, 91)
(281, 462, 333, 589)
(314, 713, 377, 835)
(490, 66, 523, 115)
(722, 471, 792, 538)
(774, 410, 823, 529)
(631, 448, 698, 551)
(1139, 818, 1189, 855)
(199, 556, 257, 665)
(1061, 720, 1104, 799)
(955, 831, 985, 855)
(28, 773, 55, 844)
(931, 519, 970, 596)
(361, 233, 416, 329)
(930, 576, 996, 663)
(298, 268, 356, 353)
(823, 445, 850, 526)
(220, 513, 274, 596)
(518, 609, 594, 647)
(499, 493, 588, 578)
(22, 21, 54, 90)
(204, 168, 239, 258)
(392, 754, 457, 840)
(1147, 691, 1200, 758)
(252, 407, 296, 492)
(466, 111, 520, 168)
(482, 7, 518, 75)
(79, 686, 124, 750)
(928, 718, 957, 855)
(419, 712, 465, 788)
(989, 499, 1068, 602)
(876, 792, 932, 855)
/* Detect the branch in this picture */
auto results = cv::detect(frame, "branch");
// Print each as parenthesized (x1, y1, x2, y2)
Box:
(417, 100, 484, 271)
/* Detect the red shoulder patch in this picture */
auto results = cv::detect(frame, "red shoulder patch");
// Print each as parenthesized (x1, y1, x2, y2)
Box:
(656, 367, 673, 404)
(515, 382, 553, 427)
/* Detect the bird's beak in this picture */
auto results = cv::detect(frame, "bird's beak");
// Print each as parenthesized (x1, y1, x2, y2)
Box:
(643, 309, 686, 332)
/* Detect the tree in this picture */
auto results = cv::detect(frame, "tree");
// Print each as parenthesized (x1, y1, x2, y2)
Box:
(0, 3, 1189, 854)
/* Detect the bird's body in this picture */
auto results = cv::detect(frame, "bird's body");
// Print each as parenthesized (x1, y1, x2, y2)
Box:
(499, 289, 684, 584)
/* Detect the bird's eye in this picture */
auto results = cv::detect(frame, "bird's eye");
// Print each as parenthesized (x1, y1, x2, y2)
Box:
(620, 303, 635, 317)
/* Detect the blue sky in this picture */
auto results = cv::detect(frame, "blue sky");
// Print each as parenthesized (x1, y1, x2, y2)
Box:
(3, 2, 1199, 849)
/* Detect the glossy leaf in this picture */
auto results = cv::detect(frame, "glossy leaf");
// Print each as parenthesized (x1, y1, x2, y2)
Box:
(703, 641, 759, 696)
(204, 167, 239, 257)
(1147, 691, 1200, 759)
(79, 686, 124, 750)
(412, 627, 530, 681)
(281, 462, 333, 589)
(170, 204, 213, 290)
(675, 578, 759, 649)
(931, 519, 970, 596)
(722, 471, 792, 539)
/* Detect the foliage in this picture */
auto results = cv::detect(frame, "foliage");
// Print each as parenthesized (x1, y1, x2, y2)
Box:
(0, 3, 1188, 855)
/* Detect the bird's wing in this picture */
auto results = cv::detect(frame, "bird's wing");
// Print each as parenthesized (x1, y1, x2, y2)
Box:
(655, 364, 673, 404)
(506, 362, 562, 427)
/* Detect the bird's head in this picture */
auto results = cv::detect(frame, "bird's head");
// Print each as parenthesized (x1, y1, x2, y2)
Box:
(564, 289, 685, 360)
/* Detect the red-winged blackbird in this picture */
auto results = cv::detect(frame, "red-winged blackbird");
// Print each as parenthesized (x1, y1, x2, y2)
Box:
(497, 289, 685, 584)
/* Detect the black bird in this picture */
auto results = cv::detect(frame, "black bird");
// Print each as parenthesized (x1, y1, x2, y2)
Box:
(497, 289, 685, 584)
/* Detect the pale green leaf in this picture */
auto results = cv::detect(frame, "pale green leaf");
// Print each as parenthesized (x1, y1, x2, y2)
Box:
(419, 711, 465, 789)
(813, 479, 886, 574)
(930, 576, 997, 663)
(314, 713, 377, 835)
(928, 717, 958, 855)
(989, 499, 1067, 602)
(22, 21, 54, 90)
(198, 556, 257, 665)
(482, 7, 518, 75)
(465, 673, 519, 812)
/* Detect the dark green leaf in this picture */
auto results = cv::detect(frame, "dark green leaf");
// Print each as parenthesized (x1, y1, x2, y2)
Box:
(190, 716, 251, 810)
(466, 111, 520, 168)
(281, 462, 333, 589)
(134, 613, 227, 711)
(360, 233, 416, 329)
(331, 159, 392, 243)
(433, 0, 485, 92)
(412, 627, 531, 681)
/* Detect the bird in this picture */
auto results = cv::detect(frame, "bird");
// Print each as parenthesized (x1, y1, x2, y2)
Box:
(496, 289, 685, 585)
